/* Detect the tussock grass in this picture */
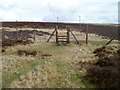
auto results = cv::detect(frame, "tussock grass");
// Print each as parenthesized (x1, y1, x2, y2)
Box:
(2, 30, 118, 88)
(86, 44, 119, 88)
(2, 42, 98, 88)
(2, 27, 119, 88)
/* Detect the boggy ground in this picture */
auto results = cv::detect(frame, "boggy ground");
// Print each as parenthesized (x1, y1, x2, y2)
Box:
(2, 41, 119, 88)
(1, 27, 119, 88)
(2, 41, 98, 88)
(1, 27, 118, 42)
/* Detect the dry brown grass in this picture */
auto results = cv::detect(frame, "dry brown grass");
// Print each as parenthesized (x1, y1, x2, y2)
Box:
(2, 27, 114, 43)
(86, 44, 119, 88)
(5, 43, 99, 88)
(1, 27, 119, 88)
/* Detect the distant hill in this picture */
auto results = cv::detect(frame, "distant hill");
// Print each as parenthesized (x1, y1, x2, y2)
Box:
(1, 21, 119, 40)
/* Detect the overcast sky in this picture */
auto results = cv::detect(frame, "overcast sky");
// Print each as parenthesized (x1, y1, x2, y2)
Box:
(0, 0, 119, 24)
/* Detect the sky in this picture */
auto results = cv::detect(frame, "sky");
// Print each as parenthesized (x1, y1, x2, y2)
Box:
(0, 0, 119, 24)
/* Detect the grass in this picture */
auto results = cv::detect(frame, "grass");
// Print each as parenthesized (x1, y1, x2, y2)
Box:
(2, 43, 69, 88)
(52, 60, 95, 88)
(80, 40, 119, 46)
(2, 57, 48, 87)
(2, 27, 119, 88)
(3, 41, 118, 88)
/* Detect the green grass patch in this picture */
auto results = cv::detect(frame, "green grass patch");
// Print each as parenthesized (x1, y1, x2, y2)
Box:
(2, 50, 16, 56)
(80, 40, 119, 45)
(48, 59, 95, 88)
(2, 43, 67, 88)
(2, 57, 48, 88)
(3, 42, 97, 88)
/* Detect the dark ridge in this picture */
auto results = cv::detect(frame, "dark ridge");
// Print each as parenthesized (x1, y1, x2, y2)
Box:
(1, 21, 118, 40)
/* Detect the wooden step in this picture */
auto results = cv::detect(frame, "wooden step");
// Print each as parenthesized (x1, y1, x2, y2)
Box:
(57, 36, 67, 37)
(58, 37, 67, 39)
(58, 41, 67, 42)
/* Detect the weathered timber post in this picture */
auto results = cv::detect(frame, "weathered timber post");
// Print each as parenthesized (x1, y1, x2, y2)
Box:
(2, 28, 5, 41)
(33, 25, 36, 41)
(56, 26, 58, 43)
(16, 20, 19, 40)
(66, 26, 70, 43)
(86, 24, 88, 44)
(16, 27, 19, 40)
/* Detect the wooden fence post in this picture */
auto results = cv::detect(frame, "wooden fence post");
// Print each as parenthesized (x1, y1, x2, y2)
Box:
(16, 27, 19, 40)
(2, 28, 5, 40)
(56, 26, 58, 43)
(33, 25, 36, 41)
(16, 20, 19, 40)
(67, 26, 70, 43)
(86, 25, 88, 44)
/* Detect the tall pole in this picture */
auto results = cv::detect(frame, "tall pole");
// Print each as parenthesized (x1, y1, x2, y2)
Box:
(67, 26, 70, 43)
(33, 25, 36, 41)
(79, 16, 81, 30)
(56, 26, 58, 43)
(79, 16, 82, 39)
(79, 16, 81, 23)
(2, 28, 5, 41)
(16, 20, 19, 40)
(57, 17, 59, 22)
(86, 24, 88, 44)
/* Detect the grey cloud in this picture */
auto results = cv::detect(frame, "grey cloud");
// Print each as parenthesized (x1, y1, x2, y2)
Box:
(42, 3, 79, 22)
(0, 0, 118, 24)
(0, 3, 17, 10)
